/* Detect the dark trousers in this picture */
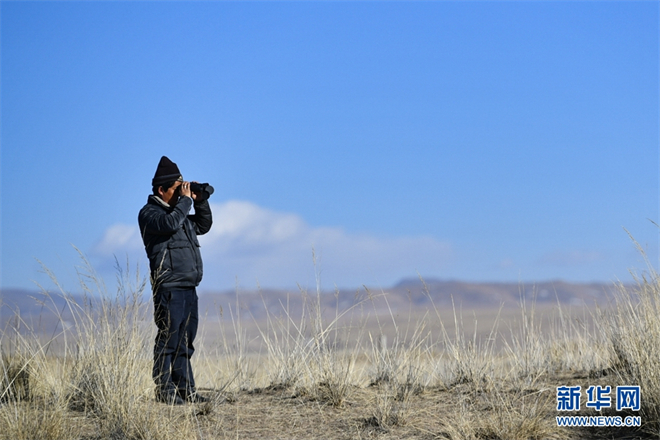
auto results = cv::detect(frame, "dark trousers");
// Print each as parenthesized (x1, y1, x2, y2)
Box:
(153, 288, 199, 396)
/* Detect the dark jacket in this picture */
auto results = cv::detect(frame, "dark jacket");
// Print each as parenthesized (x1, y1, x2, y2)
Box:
(138, 195, 213, 292)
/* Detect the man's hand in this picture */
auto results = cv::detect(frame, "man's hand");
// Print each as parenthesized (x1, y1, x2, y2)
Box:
(180, 181, 192, 199)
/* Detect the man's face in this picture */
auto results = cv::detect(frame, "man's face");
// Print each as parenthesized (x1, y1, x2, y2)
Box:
(159, 181, 182, 206)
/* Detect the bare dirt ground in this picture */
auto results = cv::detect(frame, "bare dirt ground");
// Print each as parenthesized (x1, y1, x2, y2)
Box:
(13, 370, 644, 440)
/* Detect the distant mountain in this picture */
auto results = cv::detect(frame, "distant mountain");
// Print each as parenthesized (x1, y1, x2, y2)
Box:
(194, 278, 626, 320)
(0, 288, 73, 317)
(0, 279, 628, 329)
(391, 277, 618, 306)
(0, 288, 82, 336)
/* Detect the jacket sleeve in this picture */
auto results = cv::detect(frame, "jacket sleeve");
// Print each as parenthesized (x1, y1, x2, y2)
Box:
(140, 197, 193, 235)
(189, 199, 213, 235)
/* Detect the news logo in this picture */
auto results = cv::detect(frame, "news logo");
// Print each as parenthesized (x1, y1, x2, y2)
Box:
(556, 385, 641, 428)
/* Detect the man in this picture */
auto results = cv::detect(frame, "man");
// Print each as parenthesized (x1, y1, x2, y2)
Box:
(138, 156, 213, 405)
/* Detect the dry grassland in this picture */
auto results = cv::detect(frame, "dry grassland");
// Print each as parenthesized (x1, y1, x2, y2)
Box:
(1, 253, 659, 439)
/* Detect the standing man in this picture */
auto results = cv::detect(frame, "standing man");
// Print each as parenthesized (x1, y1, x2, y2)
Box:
(138, 156, 213, 405)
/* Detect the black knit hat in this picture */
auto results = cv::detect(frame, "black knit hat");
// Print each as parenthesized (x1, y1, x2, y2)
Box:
(152, 156, 182, 186)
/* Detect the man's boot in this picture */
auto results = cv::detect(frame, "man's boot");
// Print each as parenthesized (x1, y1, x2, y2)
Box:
(179, 388, 208, 403)
(156, 388, 185, 405)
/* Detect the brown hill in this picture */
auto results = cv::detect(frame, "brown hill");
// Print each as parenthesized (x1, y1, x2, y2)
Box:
(0, 279, 624, 328)
(194, 278, 623, 321)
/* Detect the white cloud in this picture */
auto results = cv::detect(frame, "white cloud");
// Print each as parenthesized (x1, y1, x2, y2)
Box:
(94, 223, 144, 254)
(92, 200, 453, 290)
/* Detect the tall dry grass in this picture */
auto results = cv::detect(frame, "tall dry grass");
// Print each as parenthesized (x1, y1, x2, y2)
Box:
(598, 237, 660, 435)
(0, 255, 202, 440)
(252, 261, 367, 407)
(3, 240, 660, 438)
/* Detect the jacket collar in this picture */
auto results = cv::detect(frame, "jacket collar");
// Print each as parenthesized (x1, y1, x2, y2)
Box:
(149, 195, 171, 209)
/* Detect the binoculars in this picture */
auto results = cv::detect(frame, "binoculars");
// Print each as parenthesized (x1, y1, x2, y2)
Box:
(190, 182, 214, 199)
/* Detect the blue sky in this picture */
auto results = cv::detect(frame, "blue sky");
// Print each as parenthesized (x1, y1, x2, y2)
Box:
(1, 1, 658, 293)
